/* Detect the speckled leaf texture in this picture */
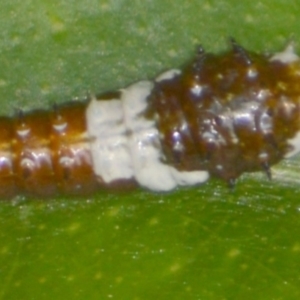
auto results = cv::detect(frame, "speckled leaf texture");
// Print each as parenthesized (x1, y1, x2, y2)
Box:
(1, 1, 300, 299)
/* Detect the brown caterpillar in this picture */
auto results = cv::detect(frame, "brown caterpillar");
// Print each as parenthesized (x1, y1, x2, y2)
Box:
(1, 39, 300, 198)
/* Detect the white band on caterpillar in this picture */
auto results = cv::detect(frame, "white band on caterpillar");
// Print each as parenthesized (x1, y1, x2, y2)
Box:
(86, 77, 209, 191)
(85, 97, 134, 182)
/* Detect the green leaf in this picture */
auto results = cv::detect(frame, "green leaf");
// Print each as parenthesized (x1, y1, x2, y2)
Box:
(1, 0, 300, 299)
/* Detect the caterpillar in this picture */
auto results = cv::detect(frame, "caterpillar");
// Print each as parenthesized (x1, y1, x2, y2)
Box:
(1, 39, 300, 198)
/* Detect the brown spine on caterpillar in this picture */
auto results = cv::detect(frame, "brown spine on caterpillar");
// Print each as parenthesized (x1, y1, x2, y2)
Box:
(149, 41, 300, 184)
(0, 102, 99, 198)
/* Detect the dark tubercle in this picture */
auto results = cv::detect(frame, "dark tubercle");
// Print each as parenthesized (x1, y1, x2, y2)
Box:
(149, 41, 300, 184)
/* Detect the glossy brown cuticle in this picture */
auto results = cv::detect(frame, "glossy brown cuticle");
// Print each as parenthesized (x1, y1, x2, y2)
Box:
(1, 41, 300, 197)
(150, 42, 300, 184)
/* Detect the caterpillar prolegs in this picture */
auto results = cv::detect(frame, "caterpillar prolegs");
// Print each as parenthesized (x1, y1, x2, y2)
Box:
(1, 40, 300, 198)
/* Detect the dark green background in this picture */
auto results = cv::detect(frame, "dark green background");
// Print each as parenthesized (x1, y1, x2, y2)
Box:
(0, 0, 300, 299)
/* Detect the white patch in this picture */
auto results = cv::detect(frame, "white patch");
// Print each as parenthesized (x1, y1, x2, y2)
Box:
(53, 122, 67, 132)
(216, 165, 223, 171)
(170, 169, 209, 186)
(270, 44, 299, 63)
(17, 128, 30, 138)
(191, 84, 204, 96)
(259, 152, 268, 160)
(20, 158, 35, 169)
(174, 141, 184, 152)
(247, 67, 258, 78)
(122, 81, 209, 191)
(121, 81, 178, 191)
(59, 156, 73, 167)
(86, 80, 209, 191)
(0, 152, 12, 170)
(285, 131, 300, 158)
(155, 69, 181, 82)
(86, 97, 134, 182)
